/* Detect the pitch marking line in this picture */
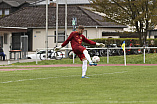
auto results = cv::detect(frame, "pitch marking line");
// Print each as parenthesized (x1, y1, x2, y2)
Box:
(0, 71, 127, 84)
(54, 101, 157, 103)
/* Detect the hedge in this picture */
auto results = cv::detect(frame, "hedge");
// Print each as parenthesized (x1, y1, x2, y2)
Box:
(83, 38, 157, 47)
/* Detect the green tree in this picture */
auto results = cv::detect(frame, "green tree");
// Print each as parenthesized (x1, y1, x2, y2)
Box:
(91, 0, 157, 45)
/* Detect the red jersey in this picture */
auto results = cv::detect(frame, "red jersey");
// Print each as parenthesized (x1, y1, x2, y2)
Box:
(61, 31, 96, 49)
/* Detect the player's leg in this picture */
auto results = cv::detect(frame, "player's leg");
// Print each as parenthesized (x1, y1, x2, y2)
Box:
(73, 46, 97, 66)
(77, 54, 89, 78)
(83, 49, 92, 63)
(81, 59, 89, 78)
(83, 49, 97, 66)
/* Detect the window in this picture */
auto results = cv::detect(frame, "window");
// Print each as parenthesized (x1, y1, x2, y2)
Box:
(50, 0, 53, 2)
(83, 30, 87, 38)
(0, 9, 9, 16)
(0, 36, 3, 47)
(151, 31, 157, 36)
(4, 33, 7, 44)
(54, 31, 65, 43)
(36, 31, 41, 33)
(0, 9, 2, 15)
(4, 9, 9, 15)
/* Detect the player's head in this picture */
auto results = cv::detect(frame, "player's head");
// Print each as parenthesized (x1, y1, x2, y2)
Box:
(78, 25, 84, 35)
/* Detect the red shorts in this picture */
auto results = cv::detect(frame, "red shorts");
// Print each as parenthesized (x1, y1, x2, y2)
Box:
(72, 45, 86, 61)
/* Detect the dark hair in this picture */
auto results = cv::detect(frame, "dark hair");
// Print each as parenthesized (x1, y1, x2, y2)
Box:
(78, 25, 84, 30)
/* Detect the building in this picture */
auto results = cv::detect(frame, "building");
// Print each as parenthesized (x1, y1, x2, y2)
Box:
(147, 30, 157, 39)
(0, 0, 39, 17)
(0, 5, 127, 59)
(33, 0, 91, 5)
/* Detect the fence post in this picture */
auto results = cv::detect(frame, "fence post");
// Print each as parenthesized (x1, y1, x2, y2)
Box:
(17, 53, 19, 63)
(107, 48, 109, 63)
(144, 48, 145, 63)
(36, 49, 38, 64)
(73, 52, 75, 64)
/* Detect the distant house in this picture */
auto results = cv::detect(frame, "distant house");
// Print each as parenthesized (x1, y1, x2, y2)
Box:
(0, 5, 127, 59)
(147, 30, 157, 39)
(103, 31, 157, 39)
(102, 32, 139, 38)
(0, 0, 39, 17)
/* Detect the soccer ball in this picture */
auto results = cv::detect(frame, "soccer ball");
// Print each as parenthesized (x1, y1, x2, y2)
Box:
(92, 56, 100, 63)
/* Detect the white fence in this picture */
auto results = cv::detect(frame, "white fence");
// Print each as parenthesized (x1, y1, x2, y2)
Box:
(35, 47, 157, 65)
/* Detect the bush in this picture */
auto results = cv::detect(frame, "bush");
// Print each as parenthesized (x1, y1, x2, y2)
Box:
(83, 38, 157, 47)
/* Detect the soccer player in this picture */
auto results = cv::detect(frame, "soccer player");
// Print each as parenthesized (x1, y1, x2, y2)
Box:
(55, 25, 105, 78)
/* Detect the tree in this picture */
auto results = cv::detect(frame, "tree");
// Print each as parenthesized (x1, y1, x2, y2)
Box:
(91, 0, 157, 45)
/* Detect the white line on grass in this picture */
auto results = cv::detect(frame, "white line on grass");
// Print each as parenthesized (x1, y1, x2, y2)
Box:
(53, 101, 157, 103)
(0, 71, 127, 84)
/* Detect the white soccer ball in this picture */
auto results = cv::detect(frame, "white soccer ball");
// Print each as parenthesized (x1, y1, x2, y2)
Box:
(92, 56, 100, 63)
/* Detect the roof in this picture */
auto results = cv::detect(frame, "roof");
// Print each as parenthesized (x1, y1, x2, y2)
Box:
(0, 0, 39, 7)
(32, 0, 91, 5)
(55, 0, 91, 4)
(80, 7, 126, 28)
(0, 5, 127, 28)
(0, 27, 27, 32)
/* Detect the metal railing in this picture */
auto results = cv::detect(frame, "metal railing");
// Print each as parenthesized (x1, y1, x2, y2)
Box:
(35, 47, 157, 65)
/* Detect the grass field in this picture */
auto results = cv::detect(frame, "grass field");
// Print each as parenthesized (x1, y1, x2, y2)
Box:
(11, 53, 157, 65)
(0, 66, 157, 104)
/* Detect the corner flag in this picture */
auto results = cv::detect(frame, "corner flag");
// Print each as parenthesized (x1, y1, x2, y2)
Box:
(121, 41, 126, 66)
(121, 41, 125, 51)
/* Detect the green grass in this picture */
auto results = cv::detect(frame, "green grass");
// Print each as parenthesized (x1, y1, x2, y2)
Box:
(11, 53, 157, 65)
(0, 66, 157, 104)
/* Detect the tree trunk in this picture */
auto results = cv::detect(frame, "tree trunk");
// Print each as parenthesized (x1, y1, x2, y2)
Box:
(138, 32, 143, 46)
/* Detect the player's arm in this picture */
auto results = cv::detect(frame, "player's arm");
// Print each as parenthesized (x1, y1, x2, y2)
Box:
(83, 36, 105, 47)
(82, 35, 96, 45)
(55, 32, 73, 51)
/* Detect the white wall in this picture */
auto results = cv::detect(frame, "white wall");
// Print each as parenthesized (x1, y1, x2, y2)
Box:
(147, 36, 155, 39)
(85, 28, 97, 39)
(33, 29, 46, 50)
(0, 32, 11, 60)
(33, 28, 73, 51)
(102, 36, 119, 38)
(32, 27, 124, 51)
(101, 28, 124, 32)
(154, 25, 157, 30)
